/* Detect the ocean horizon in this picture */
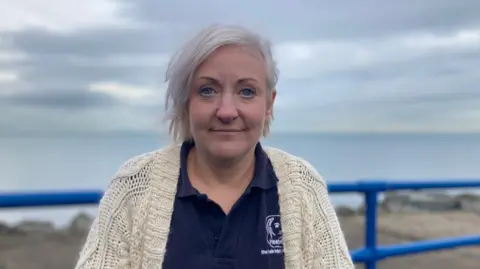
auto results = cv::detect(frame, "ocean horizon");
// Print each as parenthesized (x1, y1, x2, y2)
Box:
(2, 132, 480, 226)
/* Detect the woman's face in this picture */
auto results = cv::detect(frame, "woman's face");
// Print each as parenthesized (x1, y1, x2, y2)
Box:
(188, 45, 275, 160)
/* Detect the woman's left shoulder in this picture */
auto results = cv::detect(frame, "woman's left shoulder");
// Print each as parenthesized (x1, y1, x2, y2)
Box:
(263, 146, 326, 188)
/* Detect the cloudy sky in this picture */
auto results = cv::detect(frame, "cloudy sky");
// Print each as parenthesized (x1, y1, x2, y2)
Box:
(0, 0, 479, 135)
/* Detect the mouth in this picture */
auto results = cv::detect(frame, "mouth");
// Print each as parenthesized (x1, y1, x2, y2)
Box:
(209, 129, 245, 133)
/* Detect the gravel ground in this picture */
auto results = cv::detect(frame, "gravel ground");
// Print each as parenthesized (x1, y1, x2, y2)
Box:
(341, 212, 480, 269)
(1, 212, 479, 269)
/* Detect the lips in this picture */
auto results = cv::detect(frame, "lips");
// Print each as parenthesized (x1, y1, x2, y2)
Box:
(209, 128, 245, 132)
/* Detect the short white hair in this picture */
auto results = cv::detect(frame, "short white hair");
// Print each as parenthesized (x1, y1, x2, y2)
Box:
(163, 24, 279, 143)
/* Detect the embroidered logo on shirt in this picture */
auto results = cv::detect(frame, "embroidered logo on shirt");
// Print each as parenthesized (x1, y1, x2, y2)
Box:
(261, 215, 284, 255)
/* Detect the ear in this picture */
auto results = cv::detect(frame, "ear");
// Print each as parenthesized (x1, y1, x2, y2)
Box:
(266, 89, 276, 117)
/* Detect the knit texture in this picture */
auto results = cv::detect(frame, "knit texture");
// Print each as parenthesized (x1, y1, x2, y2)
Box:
(74, 144, 354, 269)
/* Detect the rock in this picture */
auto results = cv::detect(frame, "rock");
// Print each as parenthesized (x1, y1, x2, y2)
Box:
(357, 203, 366, 214)
(67, 212, 93, 235)
(14, 220, 55, 235)
(0, 222, 10, 234)
(357, 202, 389, 215)
(454, 193, 480, 213)
(335, 205, 357, 217)
(381, 191, 460, 213)
(0, 222, 24, 236)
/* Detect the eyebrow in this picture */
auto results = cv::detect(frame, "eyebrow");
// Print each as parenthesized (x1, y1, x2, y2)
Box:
(197, 76, 260, 85)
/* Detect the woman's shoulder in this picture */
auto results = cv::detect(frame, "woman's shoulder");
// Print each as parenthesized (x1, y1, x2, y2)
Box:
(264, 146, 327, 188)
(87, 144, 182, 232)
(111, 143, 182, 183)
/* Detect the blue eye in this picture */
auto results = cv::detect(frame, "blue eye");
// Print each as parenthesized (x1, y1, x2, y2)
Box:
(240, 88, 255, 98)
(198, 87, 214, 97)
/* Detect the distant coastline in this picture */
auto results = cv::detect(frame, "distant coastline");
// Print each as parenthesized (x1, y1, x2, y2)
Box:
(2, 130, 480, 138)
(3, 130, 480, 226)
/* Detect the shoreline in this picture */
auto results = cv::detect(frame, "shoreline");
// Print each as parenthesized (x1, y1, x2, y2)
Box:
(1, 211, 479, 269)
(2, 186, 480, 269)
(1, 189, 479, 227)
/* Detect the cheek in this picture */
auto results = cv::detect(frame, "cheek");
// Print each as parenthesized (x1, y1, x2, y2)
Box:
(188, 102, 211, 131)
(242, 106, 267, 127)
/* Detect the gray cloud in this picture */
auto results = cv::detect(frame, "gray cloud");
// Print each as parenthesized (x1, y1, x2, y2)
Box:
(119, 0, 480, 40)
(0, 0, 479, 134)
(384, 91, 480, 106)
(6, 27, 170, 56)
(1, 89, 116, 109)
(10, 54, 163, 86)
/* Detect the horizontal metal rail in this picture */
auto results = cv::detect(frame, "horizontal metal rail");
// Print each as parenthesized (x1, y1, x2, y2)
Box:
(1, 179, 480, 269)
(0, 190, 103, 208)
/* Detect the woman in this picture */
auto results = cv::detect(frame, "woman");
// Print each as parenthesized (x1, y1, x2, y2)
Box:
(75, 24, 354, 269)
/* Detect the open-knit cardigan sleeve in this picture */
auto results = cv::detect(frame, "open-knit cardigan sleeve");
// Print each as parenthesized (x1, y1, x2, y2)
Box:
(74, 176, 132, 269)
(74, 152, 157, 269)
(265, 147, 354, 269)
(300, 159, 354, 268)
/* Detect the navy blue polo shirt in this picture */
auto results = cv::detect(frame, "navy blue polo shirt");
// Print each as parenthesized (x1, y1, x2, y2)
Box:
(162, 140, 285, 269)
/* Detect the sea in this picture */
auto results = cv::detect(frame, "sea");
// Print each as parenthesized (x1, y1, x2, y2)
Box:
(1, 132, 480, 227)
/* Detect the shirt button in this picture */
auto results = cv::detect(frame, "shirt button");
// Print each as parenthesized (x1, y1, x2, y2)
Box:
(214, 236, 219, 241)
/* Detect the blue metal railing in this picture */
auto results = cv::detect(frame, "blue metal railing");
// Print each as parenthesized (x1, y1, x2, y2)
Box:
(329, 180, 480, 269)
(1, 179, 480, 269)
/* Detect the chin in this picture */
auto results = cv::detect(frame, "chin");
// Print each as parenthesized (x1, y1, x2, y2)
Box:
(208, 140, 252, 159)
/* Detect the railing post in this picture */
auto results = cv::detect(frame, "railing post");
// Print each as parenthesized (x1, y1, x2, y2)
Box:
(365, 190, 378, 269)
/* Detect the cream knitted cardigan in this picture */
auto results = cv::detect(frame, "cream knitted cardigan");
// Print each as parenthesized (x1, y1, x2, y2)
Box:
(74, 144, 354, 269)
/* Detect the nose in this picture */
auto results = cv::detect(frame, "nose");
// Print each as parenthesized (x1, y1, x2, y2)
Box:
(216, 93, 238, 123)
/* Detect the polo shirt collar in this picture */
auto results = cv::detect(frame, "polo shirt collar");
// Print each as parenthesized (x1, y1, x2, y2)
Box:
(177, 139, 276, 198)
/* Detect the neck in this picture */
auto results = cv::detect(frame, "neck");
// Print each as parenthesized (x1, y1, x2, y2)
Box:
(188, 146, 256, 189)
